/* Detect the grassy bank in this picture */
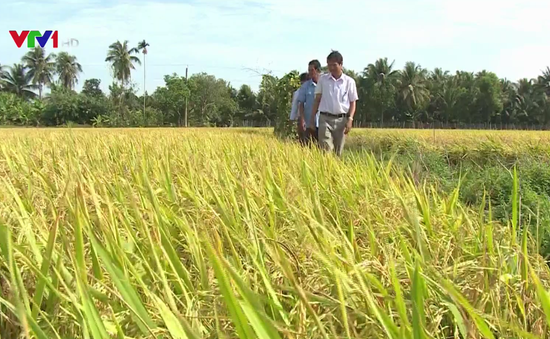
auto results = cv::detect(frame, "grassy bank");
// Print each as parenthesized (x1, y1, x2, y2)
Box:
(0, 128, 549, 338)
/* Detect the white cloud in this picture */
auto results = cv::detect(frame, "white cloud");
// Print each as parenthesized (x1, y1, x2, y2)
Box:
(0, 0, 549, 94)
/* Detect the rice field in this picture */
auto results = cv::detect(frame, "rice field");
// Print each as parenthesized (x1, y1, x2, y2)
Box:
(1, 127, 550, 339)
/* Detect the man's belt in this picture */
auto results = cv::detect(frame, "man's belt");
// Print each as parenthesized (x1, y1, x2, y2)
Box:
(320, 111, 347, 118)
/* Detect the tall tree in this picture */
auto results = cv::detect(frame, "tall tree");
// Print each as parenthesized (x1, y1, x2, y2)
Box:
(152, 73, 189, 126)
(82, 78, 104, 97)
(365, 58, 399, 124)
(256, 74, 279, 123)
(438, 78, 463, 124)
(536, 67, 550, 97)
(55, 52, 83, 90)
(475, 71, 504, 124)
(105, 40, 141, 87)
(273, 71, 300, 138)
(1, 64, 36, 99)
(137, 40, 150, 120)
(500, 79, 520, 124)
(426, 68, 450, 123)
(21, 47, 55, 98)
(187, 73, 233, 126)
(0, 63, 5, 91)
(398, 62, 430, 124)
(236, 84, 257, 121)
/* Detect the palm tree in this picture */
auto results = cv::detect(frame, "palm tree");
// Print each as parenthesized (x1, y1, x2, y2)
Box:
(21, 47, 55, 98)
(514, 78, 539, 122)
(439, 78, 462, 124)
(105, 40, 141, 87)
(536, 67, 550, 97)
(366, 58, 399, 84)
(500, 78, 520, 124)
(137, 40, 150, 120)
(430, 68, 450, 83)
(0, 63, 6, 91)
(365, 58, 399, 124)
(1, 64, 37, 99)
(398, 62, 430, 118)
(55, 52, 83, 90)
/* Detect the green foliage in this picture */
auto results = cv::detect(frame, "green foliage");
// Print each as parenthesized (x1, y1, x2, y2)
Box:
(0, 92, 38, 125)
(56, 51, 83, 90)
(1, 48, 550, 127)
(40, 87, 112, 126)
(152, 73, 190, 126)
(236, 84, 257, 122)
(105, 40, 141, 86)
(273, 71, 300, 139)
(82, 78, 104, 97)
(475, 72, 504, 123)
(187, 73, 238, 126)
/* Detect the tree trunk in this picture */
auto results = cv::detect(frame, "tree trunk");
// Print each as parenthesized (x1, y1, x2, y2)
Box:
(143, 53, 146, 125)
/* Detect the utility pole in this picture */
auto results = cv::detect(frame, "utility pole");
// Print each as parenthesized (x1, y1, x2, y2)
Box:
(184, 65, 188, 127)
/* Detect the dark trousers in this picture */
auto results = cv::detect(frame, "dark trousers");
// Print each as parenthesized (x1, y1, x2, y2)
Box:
(297, 120, 306, 142)
(296, 120, 318, 146)
(299, 127, 318, 146)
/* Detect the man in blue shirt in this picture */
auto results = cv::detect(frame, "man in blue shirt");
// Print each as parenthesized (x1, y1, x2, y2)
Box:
(298, 59, 322, 145)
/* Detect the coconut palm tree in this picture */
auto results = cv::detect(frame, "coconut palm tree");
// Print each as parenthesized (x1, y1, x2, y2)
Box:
(137, 40, 150, 120)
(1, 64, 37, 99)
(55, 51, 83, 90)
(366, 58, 399, 84)
(0, 63, 5, 91)
(430, 68, 450, 83)
(500, 78, 521, 124)
(536, 67, 550, 96)
(398, 62, 430, 112)
(365, 58, 399, 124)
(21, 47, 56, 98)
(105, 40, 141, 87)
(438, 78, 462, 124)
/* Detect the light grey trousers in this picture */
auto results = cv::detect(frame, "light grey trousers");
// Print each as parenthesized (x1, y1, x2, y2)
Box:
(318, 113, 348, 156)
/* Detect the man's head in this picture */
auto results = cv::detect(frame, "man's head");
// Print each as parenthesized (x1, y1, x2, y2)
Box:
(299, 72, 309, 84)
(327, 50, 343, 77)
(308, 59, 321, 81)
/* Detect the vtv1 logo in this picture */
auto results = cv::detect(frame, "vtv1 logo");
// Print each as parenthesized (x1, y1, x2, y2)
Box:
(10, 30, 58, 48)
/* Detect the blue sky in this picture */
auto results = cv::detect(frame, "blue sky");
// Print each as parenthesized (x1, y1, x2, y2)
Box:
(1, 0, 549, 95)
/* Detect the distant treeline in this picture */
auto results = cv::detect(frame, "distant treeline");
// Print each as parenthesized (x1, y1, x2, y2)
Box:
(1, 42, 549, 128)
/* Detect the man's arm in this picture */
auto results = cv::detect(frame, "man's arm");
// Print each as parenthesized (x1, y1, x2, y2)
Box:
(310, 94, 321, 129)
(348, 101, 356, 120)
(310, 77, 323, 129)
(344, 79, 358, 134)
(347, 79, 359, 120)
(297, 86, 306, 128)
(298, 103, 305, 125)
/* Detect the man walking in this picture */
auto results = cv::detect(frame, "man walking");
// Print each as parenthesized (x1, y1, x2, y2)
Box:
(298, 59, 322, 146)
(309, 51, 358, 156)
(290, 73, 309, 142)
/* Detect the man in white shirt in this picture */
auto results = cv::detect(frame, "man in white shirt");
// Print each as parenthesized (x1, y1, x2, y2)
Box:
(289, 73, 309, 142)
(309, 51, 358, 156)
